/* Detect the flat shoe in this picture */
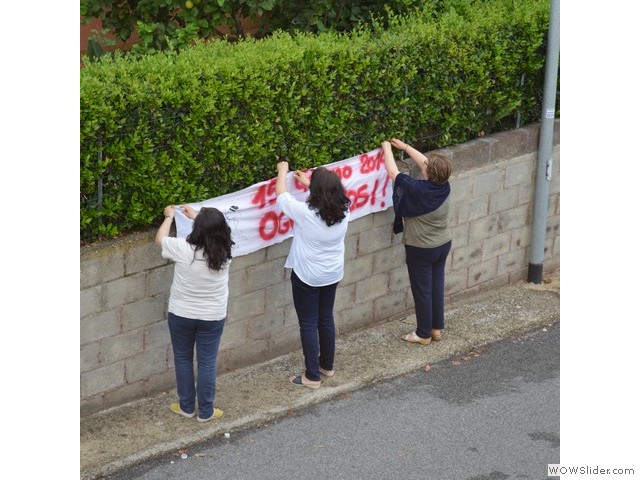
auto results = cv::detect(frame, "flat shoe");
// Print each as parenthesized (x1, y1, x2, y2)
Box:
(402, 331, 432, 346)
(169, 402, 195, 418)
(432, 331, 442, 342)
(197, 407, 224, 423)
(319, 367, 335, 377)
(290, 375, 321, 389)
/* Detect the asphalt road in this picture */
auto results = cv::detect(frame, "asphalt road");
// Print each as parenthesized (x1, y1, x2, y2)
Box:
(106, 323, 560, 480)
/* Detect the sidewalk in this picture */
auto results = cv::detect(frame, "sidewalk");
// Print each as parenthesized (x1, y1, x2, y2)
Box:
(80, 270, 559, 480)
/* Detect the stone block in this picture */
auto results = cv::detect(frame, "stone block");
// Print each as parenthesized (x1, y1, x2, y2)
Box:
(229, 249, 267, 271)
(498, 248, 527, 276)
(147, 264, 174, 297)
(265, 280, 291, 310)
(217, 339, 270, 373)
(80, 285, 102, 317)
(498, 205, 531, 232)
(469, 213, 501, 243)
(80, 309, 121, 346)
(450, 175, 474, 206)
(336, 301, 374, 333)
(265, 237, 292, 261)
(220, 318, 248, 348)
(345, 214, 374, 238)
(80, 247, 125, 289)
(474, 168, 505, 197)
(81, 361, 125, 398)
(102, 273, 147, 310)
(228, 289, 266, 322)
(101, 329, 144, 364)
(372, 244, 405, 275)
(373, 290, 408, 322)
(511, 226, 532, 250)
(334, 283, 355, 312)
(355, 272, 389, 303)
(342, 255, 374, 286)
(458, 194, 489, 224)
(245, 259, 286, 292)
(124, 346, 169, 383)
(468, 257, 499, 287)
(450, 138, 493, 172)
(125, 240, 166, 275)
(266, 328, 302, 359)
(122, 296, 166, 332)
(481, 231, 513, 262)
(358, 225, 394, 255)
(505, 155, 535, 187)
(372, 208, 395, 227)
(445, 267, 469, 296)
(451, 240, 484, 269)
(247, 311, 285, 341)
(489, 187, 519, 214)
(145, 320, 170, 349)
(491, 128, 530, 162)
(389, 266, 411, 292)
(80, 341, 100, 373)
(228, 268, 248, 299)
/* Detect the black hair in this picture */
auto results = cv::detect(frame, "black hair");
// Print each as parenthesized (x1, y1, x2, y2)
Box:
(186, 207, 234, 271)
(306, 167, 351, 226)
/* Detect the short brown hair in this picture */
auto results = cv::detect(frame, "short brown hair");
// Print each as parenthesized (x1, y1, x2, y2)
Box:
(426, 153, 452, 185)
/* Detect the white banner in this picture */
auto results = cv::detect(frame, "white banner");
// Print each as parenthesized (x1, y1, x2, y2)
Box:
(175, 148, 392, 257)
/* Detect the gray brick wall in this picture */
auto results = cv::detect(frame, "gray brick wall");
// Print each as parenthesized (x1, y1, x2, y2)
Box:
(80, 121, 560, 416)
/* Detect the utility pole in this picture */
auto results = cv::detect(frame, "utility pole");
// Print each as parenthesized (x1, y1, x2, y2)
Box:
(527, 0, 560, 284)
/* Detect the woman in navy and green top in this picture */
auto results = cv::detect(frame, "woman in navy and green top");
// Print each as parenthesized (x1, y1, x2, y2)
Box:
(381, 139, 453, 346)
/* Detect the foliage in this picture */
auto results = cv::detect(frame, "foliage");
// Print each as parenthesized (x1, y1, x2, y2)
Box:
(80, 0, 277, 54)
(80, 0, 552, 242)
(81, 0, 431, 55)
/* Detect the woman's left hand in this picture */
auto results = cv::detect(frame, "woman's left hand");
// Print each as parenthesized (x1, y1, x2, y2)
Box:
(181, 204, 198, 220)
(163, 205, 175, 218)
(277, 161, 289, 173)
(293, 170, 310, 187)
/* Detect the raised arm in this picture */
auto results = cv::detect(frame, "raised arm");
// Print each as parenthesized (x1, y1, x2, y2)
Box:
(390, 138, 429, 180)
(381, 141, 400, 181)
(155, 205, 175, 246)
(276, 161, 290, 195)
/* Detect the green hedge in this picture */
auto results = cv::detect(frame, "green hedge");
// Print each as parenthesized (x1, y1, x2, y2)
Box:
(80, 0, 551, 243)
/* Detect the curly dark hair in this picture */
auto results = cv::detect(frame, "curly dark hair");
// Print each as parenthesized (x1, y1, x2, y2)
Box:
(306, 167, 351, 226)
(186, 207, 234, 271)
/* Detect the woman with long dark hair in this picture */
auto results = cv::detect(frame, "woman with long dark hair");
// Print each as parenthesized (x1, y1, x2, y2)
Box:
(155, 205, 234, 421)
(276, 162, 351, 389)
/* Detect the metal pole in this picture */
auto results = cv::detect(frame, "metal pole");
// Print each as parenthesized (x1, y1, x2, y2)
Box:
(527, 0, 559, 284)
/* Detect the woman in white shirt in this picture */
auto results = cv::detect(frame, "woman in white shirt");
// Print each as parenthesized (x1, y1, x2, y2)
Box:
(155, 204, 233, 422)
(276, 162, 351, 389)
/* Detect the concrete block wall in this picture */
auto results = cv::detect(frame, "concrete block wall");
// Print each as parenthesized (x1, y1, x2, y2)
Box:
(80, 121, 560, 416)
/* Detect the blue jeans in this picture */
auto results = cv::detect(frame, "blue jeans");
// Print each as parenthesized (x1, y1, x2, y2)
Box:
(290, 270, 338, 382)
(405, 241, 452, 339)
(167, 312, 225, 419)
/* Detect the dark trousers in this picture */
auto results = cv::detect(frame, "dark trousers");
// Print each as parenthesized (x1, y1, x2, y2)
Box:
(290, 270, 338, 382)
(405, 241, 452, 339)
(168, 312, 225, 419)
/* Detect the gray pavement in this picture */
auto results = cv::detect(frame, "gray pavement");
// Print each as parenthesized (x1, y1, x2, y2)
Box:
(80, 270, 560, 480)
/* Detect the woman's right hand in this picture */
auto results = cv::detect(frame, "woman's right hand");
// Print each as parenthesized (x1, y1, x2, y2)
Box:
(390, 138, 407, 151)
(277, 161, 289, 173)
